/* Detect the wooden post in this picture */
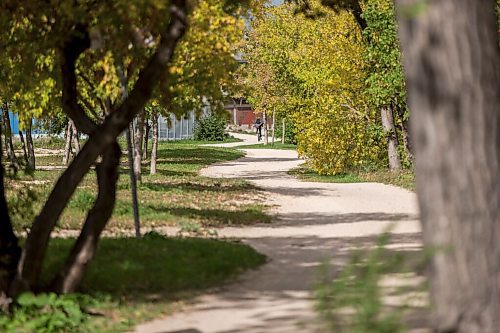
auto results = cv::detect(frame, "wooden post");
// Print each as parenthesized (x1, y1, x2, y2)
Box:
(166, 116, 169, 141)
(173, 116, 176, 140)
(233, 99, 237, 125)
(263, 110, 268, 145)
(179, 116, 184, 140)
(272, 109, 276, 146)
(281, 117, 285, 144)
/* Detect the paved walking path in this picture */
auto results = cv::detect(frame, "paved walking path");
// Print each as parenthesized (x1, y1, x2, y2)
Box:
(136, 134, 424, 333)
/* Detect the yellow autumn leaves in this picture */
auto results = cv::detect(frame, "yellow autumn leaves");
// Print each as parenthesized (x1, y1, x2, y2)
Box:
(245, 3, 383, 174)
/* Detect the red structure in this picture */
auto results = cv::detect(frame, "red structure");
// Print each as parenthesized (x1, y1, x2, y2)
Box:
(225, 98, 270, 127)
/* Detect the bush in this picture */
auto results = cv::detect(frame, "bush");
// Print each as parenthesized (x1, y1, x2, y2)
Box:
(0, 293, 92, 333)
(7, 187, 38, 231)
(193, 114, 227, 141)
(274, 117, 298, 145)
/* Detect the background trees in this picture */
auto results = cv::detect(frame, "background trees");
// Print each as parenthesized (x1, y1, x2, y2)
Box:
(147, 0, 250, 173)
(244, 2, 384, 174)
(0, 0, 261, 298)
(1, 0, 183, 298)
(249, 1, 500, 331)
(363, 0, 410, 169)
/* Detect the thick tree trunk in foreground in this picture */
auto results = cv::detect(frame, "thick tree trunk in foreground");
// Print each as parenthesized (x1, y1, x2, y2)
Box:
(396, 1, 500, 332)
(133, 110, 145, 183)
(51, 142, 120, 293)
(25, 121, 35, 170)
(150, 113, 158, 174)
(10, 1, 187, 295)
(380, 105, 401, 170)
(0, 128, 21, 300)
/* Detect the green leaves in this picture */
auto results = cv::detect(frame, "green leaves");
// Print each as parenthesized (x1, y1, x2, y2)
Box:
(0, 0, 256, 124)
(193, 113, 228, 141)
(1, 293, 91, 333)
(244, 2, 383, 174)
(362, 0, 407, 110)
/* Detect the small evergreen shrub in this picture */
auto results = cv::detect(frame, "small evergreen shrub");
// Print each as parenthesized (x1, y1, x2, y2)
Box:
(193, 114, 227, 141)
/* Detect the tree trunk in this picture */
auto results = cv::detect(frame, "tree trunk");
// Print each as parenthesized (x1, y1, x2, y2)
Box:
(143, 120, 150, 160)
(272, 109, 276, 145)
(233, 100, 238, 125)
(9, 1, 187, 295)
(126, 126, 141, 238)
(133, 110, 145, 183)
(18, 130, 30, 170)
(1, 103, 18, 170)
(395, 1, 500, 332)
(263, 110, 268, 145)
(25, 121, 35, 170)
(50, 142, 121, 293)
(282, 117, 285, 144)
(63, 122, 72, 165)
(69, 119, 80, 156)
(122, 69, 141, 239)
(0, 127, 21, 301)
(150, 113, 159, 175)
(396, 106, 413, 166)
(380, 105, 401, 170)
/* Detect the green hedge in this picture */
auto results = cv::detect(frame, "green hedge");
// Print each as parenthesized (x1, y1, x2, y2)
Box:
(194, 114, 227, 141)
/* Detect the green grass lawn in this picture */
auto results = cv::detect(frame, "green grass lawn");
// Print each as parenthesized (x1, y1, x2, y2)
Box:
(289, 163, 415, 191)
(6, 139, 271, 232)
(235, 142, 297, 150)
(1, 234, 265, 333)
(3, 138, 269, 332)
(36, 154, 66, 166)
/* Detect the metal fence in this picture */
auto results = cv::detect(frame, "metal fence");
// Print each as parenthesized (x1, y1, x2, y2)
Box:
(157, 111, 197, 141)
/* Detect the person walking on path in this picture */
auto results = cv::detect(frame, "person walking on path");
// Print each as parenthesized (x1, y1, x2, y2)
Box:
(254, 117, 263, 141)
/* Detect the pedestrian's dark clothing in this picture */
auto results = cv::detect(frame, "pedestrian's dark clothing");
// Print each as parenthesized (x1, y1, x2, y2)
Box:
(255, 119, 263, 140)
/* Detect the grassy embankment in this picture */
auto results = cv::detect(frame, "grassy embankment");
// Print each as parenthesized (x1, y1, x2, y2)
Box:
(8, 137, 270, 233)
(289, 164, 415, 191)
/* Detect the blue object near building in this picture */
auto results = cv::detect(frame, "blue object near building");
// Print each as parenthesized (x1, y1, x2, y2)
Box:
(0, 108, 42, 136)
(0, 108, 20, 135)
(9, 111, 20, 135)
